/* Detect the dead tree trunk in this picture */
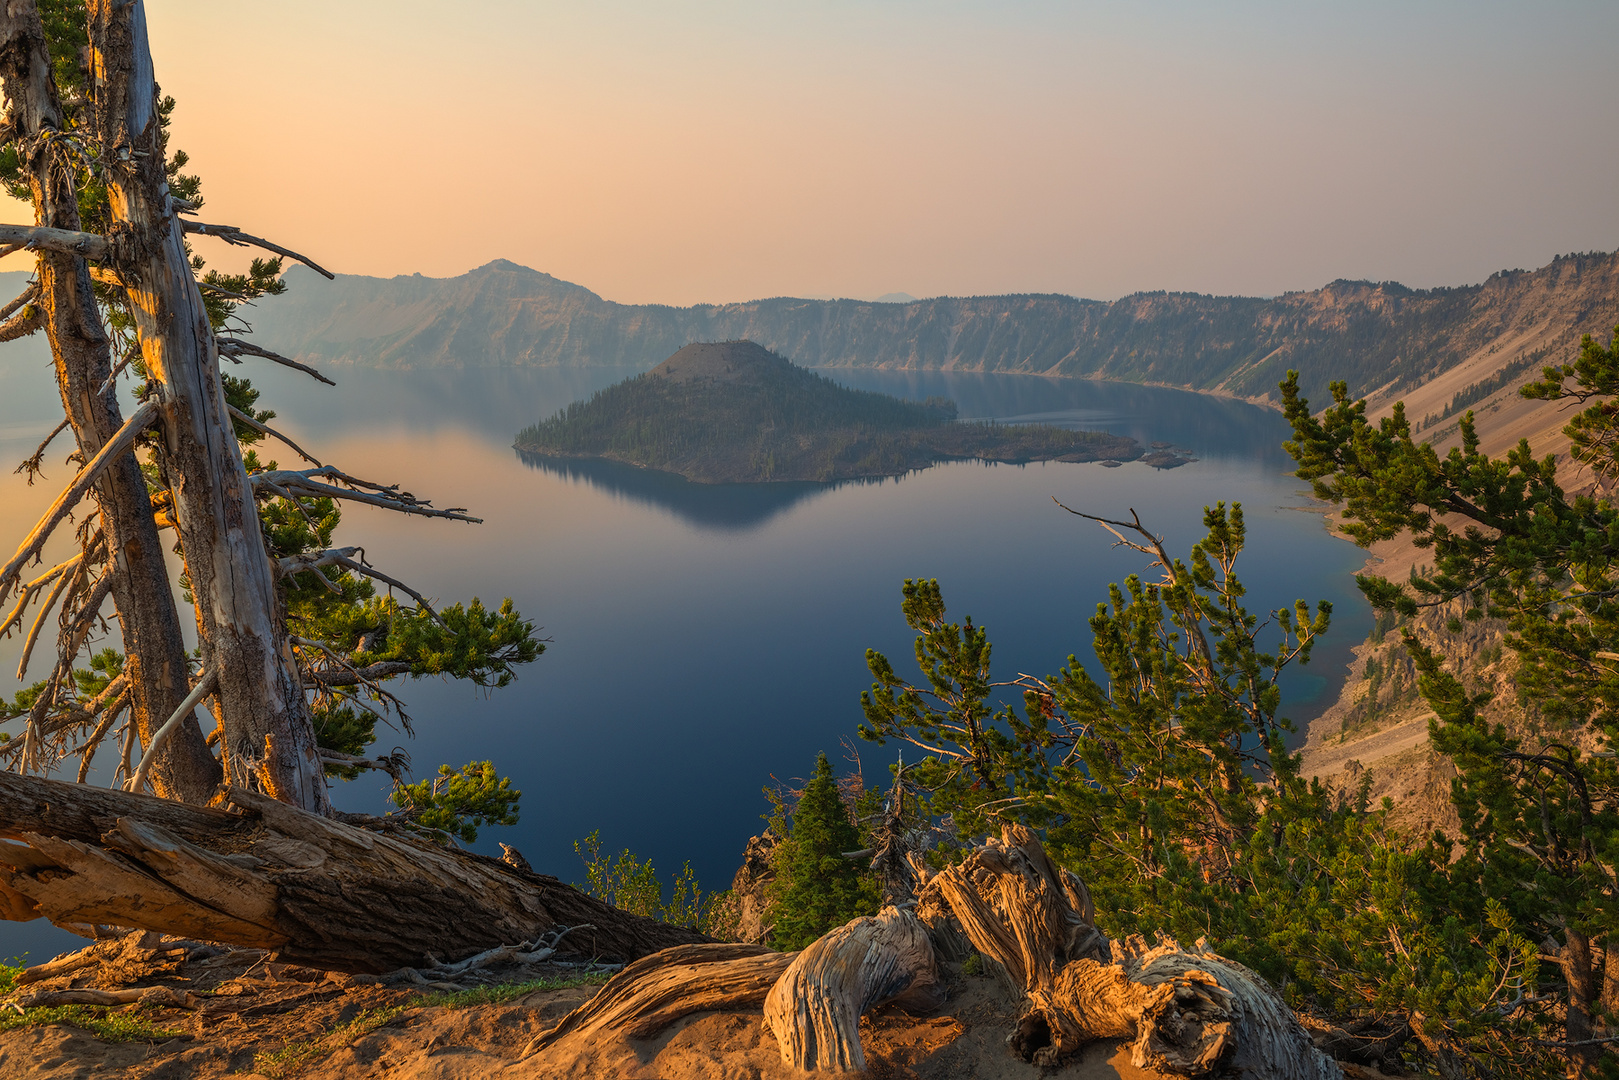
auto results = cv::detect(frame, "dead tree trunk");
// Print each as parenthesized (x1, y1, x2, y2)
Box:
(763, 905, 944, 1071)
(85, 0, 329, 812)
(0, 771, 704, 973)
(0, 1, 218, 803)
(920, 825, 1342, 1079)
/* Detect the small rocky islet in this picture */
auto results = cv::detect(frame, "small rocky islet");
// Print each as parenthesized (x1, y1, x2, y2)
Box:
(512, 341, 1142, 483)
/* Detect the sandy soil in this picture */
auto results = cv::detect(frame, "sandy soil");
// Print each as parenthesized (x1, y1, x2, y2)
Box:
(0, 936, 1169, 1080)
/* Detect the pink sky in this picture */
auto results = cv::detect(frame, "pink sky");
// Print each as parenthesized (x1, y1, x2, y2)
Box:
(4, 1, 1616, 305)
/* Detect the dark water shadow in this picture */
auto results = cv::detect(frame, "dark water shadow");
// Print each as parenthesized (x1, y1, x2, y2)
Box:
(516, 451, 867, 531)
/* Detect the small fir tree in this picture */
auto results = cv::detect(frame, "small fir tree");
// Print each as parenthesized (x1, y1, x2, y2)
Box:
(766, 752, 880, 950)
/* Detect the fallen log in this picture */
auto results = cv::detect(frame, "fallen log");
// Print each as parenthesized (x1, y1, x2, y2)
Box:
(923, 824, 1342, 1079)
(763, 905, 944, 1071)
(0, 771, 705, 973)
(8, 985, 196, 1010)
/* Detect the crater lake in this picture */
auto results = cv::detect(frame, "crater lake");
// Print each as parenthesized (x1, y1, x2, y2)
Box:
(0, 356, 1370, 962)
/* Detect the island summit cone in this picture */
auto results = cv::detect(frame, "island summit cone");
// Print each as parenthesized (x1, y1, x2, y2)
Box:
(514, 340, 1140, 483)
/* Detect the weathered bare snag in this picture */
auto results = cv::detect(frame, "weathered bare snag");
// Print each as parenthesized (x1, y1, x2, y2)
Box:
(763, 905, 944, 1072)
(523, 942, 794, 1057)
(923, 825, 1341, 1079)
(0, 771, 705, 973)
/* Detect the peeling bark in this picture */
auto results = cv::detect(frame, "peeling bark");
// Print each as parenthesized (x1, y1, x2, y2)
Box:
(86, 0, 328, 811)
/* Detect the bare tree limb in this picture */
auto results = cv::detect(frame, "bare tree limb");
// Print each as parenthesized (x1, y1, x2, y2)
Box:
(16, 563, 74, 680)
(226, 404, 322, 466)
(278, 548, 444, 623)
(179, 221, 334, 280)
(290, 635, 414, 695)
(0, 282, 36, 324)
(0, 223, 108, 260)
(125, 668, 217, 795)
(216, 338, 335, 386)
(251, 466, 482, 523)
(317, 747, 411, 785)
(0, 552, 82, 639)
(93, 348, 137, 401)
(0, 400, 159, 609)
(0, 301, 41, 342)
(73, 692, 128, 782)
(54, 565, 115, 677)
(14, 416, 70, 483)
(306, 661, 413, 687)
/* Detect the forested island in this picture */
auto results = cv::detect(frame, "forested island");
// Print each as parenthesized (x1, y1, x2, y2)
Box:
(512, 341, 1142, 482)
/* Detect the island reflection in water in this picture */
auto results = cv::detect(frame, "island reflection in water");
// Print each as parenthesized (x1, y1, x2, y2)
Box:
(516, 370, 1294, 530)
(516, 451, 848, 531)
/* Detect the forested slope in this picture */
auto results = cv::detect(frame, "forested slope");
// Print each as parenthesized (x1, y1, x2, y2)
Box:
(250, 250, 1619, 406)
(514, 341, 1140, 483)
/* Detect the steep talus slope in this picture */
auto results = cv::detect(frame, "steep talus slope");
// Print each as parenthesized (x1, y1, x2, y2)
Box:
(250, 250, 1619, 407)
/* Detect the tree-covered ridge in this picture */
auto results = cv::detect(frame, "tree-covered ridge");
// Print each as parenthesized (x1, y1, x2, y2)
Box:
(513, 341, 1140, 483)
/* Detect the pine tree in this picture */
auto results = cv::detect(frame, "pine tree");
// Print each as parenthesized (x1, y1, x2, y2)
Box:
(0, 0, 542, 837)
(765, 752, 879, 950)
(1282, 334, 1619, 1074)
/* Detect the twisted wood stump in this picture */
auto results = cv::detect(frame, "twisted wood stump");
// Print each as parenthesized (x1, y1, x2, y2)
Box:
(922, 825, 1342, 1079)
(763, 905, 944, 1071)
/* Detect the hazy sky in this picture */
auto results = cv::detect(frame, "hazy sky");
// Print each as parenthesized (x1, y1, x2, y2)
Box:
(6, 1, 1617, 305)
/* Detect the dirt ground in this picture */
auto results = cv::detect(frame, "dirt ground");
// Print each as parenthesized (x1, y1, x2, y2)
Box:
(0, 933, 1168, 1080)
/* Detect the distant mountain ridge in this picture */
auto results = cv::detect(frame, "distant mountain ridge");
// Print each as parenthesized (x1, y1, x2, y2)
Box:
(248, 251, 1619, 406)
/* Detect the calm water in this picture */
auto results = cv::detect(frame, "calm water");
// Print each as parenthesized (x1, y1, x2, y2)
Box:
(0, 357, 1368, 962)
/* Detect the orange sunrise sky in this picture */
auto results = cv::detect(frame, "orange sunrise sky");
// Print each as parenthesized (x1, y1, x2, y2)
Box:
(4, 1, 1616, 306)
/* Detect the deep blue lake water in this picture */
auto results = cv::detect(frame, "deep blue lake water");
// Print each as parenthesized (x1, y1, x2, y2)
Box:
(0, 356, 1369, 963)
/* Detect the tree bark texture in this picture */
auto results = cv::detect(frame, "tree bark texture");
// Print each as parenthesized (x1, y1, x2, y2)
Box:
(762, 905, 944, 1072)
(0, 771, 705, 973)
(523, 943, 794, 1058)
(0, 0, 217, 803)
(919, 825, 1342, 1079)
(85, 0, 328, 812)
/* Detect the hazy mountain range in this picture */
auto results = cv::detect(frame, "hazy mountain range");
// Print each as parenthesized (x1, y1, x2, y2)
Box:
(247, 250, 1619, 406)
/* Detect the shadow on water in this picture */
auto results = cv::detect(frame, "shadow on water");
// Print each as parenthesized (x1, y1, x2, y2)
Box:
(515, 450, 868, 530)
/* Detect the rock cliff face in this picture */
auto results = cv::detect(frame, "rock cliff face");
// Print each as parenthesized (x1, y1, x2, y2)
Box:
(249, 251, 1619, 407)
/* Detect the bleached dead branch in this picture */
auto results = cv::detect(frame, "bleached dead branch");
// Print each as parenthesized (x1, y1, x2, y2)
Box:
(0, 223, 107, 259)
(179, 221, 334, 280)
(226, 404, 322, 466)
(125, 668, 217, 794)
(278, 547, 444, 623)
(0, 400, 158, 608)
(216, 338, 335, 386)
(251, 465, 482, 523)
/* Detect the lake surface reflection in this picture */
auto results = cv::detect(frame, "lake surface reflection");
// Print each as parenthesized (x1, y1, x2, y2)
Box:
(0, 360, 1367, 961)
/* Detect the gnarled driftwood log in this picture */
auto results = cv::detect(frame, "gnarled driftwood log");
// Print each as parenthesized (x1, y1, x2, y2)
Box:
(922, 824, 1341, 1079)
(0, 771, 704, 973)
(523, 942, 794, 1057)
(763, 905, 944, 1071)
